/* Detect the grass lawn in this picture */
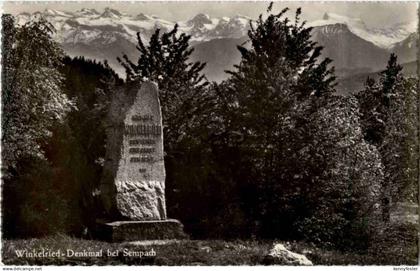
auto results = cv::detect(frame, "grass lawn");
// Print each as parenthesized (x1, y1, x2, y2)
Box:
(2, 233, 417, 265)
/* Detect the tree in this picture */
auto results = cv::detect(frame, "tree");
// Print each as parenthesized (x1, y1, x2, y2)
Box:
(217, 4, 338, 236)
(118, 25, 214, 152)
(357, 54, 418, 222)
(228, 5, 336, 100)
(293, 96, 382, 249)
(1, 14, 73, 178)
(2, 14, 75, 236)
(50, 56, 123, 232)
(221, 6, 337, 206)
(212, 4, 384, 248)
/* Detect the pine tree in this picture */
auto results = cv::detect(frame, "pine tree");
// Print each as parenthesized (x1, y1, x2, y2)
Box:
(55, 56, 123, 231)
(359, 54, 403, 145)
(381, 53, 403, 108)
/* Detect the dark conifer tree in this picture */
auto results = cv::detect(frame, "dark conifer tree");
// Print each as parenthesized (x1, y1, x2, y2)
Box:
(47, 56, 123, 233)
(380, 53, 403, 108)
(359, 54, 403, 143)
(357, 53, 416, 222)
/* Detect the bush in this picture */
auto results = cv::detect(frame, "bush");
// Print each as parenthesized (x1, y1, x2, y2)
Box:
(259, 96, 383, 249)
(2, 158, 77, 237)
(296, 97, 382, 250)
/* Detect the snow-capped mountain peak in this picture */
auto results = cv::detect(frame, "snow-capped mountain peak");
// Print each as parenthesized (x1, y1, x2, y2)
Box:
(230, 15, 251, 27)
(187, 13, 212, 27)
(322, 12, 366, 28)
(310, 12, 415, 49)
(100, 7, 124, 19)
(314, 23, 350, 36)
(393, 21, 417, 34)
(75, 8, 100, 17)
(312, 12, 367, 30)
(14, 7, 416, 50)
(12, 7, 416, 85)
(43, 8, 73, 18)
(134, 13, 153, 21)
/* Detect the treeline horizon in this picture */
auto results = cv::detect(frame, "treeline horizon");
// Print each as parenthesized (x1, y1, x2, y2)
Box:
(1, 3, 418, 258)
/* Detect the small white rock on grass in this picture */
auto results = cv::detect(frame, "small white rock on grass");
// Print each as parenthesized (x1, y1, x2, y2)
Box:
(264, 243, 313, 266)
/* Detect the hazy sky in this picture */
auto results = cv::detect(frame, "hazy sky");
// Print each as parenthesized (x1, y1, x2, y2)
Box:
(2, 1, 418, 28)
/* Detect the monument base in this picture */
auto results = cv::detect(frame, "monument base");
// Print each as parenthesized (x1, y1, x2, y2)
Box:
(95, 219, 188, 242)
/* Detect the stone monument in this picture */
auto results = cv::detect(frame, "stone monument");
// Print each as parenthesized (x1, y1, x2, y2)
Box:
(97, 80, 186, 242)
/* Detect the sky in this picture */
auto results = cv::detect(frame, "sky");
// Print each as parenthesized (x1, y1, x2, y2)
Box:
(2, 1, 418, 28)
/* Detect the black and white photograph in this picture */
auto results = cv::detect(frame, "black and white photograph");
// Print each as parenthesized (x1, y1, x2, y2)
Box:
(1, 0, 419, 267)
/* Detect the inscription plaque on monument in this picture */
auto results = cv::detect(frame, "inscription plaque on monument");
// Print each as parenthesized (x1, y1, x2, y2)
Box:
(98, 80, 185, 241)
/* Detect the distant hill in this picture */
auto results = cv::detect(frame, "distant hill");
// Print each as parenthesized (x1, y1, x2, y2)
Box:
(336, 61, 417, 95)
(312, 23, 390, 74)
(391, 33, 418, 64)
(191, 37, 248, 82)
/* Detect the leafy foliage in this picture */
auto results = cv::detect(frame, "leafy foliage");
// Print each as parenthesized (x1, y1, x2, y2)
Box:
(1, 14, 73, 177)
(1, 14, 75, 236)
(2, 14, 122, 236)
(292, 96, 382, 249)
(228, 6, 336, 100)
(211, 5, 384, 248)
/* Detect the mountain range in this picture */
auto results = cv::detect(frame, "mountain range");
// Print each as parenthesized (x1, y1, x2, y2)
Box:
(15, 8, 418, 93)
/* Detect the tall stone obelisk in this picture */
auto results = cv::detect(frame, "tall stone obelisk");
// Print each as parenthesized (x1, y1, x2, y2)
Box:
(98, 80, 185, 241)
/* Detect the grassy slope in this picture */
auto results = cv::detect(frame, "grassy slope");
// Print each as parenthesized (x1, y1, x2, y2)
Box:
(2, 233, 417, 266)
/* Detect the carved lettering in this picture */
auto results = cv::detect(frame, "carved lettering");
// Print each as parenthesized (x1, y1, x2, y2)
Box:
(129, 139, 156, 145)
(139, 148, 155, 154)
(132, 114, 153, 122)
(129, 139, 139, 146)
(130, 157, 141, 163)
(124, 124, 162, 136)
(129, 148, 140, 154)
(140, 156, 154, 163)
